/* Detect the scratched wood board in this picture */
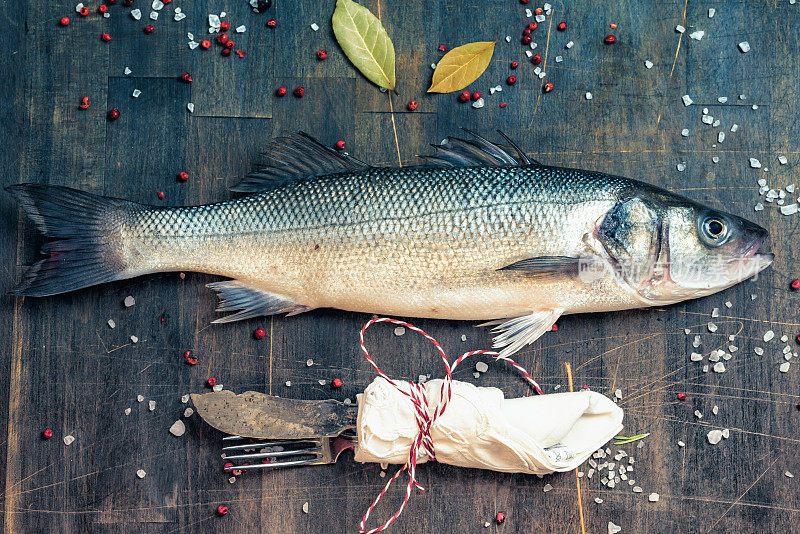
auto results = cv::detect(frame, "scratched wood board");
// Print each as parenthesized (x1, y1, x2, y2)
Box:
(2, 0, 799, 532)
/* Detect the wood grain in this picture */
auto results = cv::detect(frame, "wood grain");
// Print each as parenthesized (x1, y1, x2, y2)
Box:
(2, 0, 799, 533)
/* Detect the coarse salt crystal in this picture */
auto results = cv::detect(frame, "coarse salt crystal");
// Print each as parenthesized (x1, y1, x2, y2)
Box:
(718, 132, 725, 143)
(188, 40, 197, 49)
(394, 326, 405, 336)
(695, 410, 703, 418)
(130, 335, 138, 343)
(713, 362, 726, 373)
(676, 25, 685, 33)
(208, 14, 220, 27)
(535, 14, 545, 22)
(754, 347, 764, 355)
(472, 98, 485, 109)
(149, 11, 158, 20)
(132, 89, 142, 98)
(780, 362, 791, 373)
(169, 420, 186, 436)
(64, 434, 75, 445)
(181, 394, 190, 403)
(764, 330, 775, 342)
(702, 115, 713, 125)
(645, 60, 653, 69)
(137, 395, 144, 402)
(108, 319, 116, 328)
(525, 50, 533, 58)
(475, 361, 489, 373)
(131, 8, 141, 19)
(566, 41, 574, 48)
(682, 94, 693, 106)
(649, 493, 660, 502)
(586, 92, 593, 100)
(152, 0, 163, 9)
(707, 322, 717, 332)
(236, 25, 246, 33)
(676, 164, 686, 172)
(124, 407, 131, 415)
(707, 429, 723, 444)
(543, 483, 553, 492)
(689, 30, 704, 40)
(786, 471, 795, 478)
(525, 8, 532, 17)
(708, 8, 715, 17)
(75, 3, 84, 12)
(681, 129, 689, 137)
(614, 389, 622, 399)
(124, 295, 135, 307)
(124, 67, 132, 75)
(738, 41, 750, 53)
(310, 23, 319, 31)
(690, 352, 703, 361)
(678, 440, 685, 447)
(712, 157, 719, 164)
(750, 158, 761, 168)
(505, 36, 511, 43)
(137, 469, 146, 478)
(712, 405, 719, 415)
(779, 156, 788, 165)
(781, 204, 799, 215)
(731, 124, 739, 132)
(555, 56, 563, 63)
(718, 96, 728, 103)
(187, 103, 194, 113)
(149, 400, 156, 411)
(184, 407, 193, 417)
(461, 335, 467, 342)
(302, 502, 309, 514)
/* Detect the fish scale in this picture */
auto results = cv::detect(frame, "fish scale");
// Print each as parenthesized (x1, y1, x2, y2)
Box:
(8, 131, 772, 357)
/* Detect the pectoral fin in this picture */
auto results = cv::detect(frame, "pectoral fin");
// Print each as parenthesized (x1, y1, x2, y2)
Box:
(490, 308, 564, 358)
(207, 281, 313, 323)
(498, 255, 601, 280)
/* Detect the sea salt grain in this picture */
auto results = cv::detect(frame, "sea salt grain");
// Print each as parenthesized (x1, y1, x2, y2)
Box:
(130, 335, 138, 343)
(689, 30, 705, 40)
(676, 164, 686, 172)
(543, 483, 553, 492)
(731, 124, 739, 132)
(137, 395, 145, 402)
(137, 469, 146, 478)
(124, 67, 132, 75)
(475, 361, 489, 373)
(707, 429, 723, 444)
(708, 8, 715, 17)
(169, 420, 186, 436)
(645, 60, 653, 69)
(64, 435, 75, 445)
(738, 41, 751, 53)
(108, 319, 116, 328)
(187, 103, 194, 113)
(718, 132, 725, 143)
(781, 204, 799, 215)
(676, 25, 685, 33)
(780, 362, 791, 373)
(779, 156, 788, 165)
(566, 41, 574, 48)
(124, 296, 135, 307)
(682, 95, 693, 106)
(310, 23, 319, 31)
(681, 129, 689, 137)
(707, 322, 718, 332)
(649, 493, 660, 502)
(394, 326, 405, 336)
(472, 98, 485, 109)
(149, 11, 158, 20)
(718, 96, 728, 103)
(131, 8, 141, 19)
(236, 25, 246, 33)
(764, 330, 775, 342)
(713, 362, 726, 373)
(750, 158, 762, 168)
(124, 407, 131, 415)
(132, 89, 142, 98)
(149, 400, 156, 411)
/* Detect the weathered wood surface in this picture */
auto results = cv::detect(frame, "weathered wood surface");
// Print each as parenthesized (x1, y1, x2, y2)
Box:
(2, 0, 799, 532)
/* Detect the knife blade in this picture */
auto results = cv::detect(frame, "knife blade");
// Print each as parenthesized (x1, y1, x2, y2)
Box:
(191, 390, 359, 439)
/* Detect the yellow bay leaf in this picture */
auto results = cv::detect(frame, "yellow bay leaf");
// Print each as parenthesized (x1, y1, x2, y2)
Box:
(332, 0, 396, 91)
(427, 41, 496, 93)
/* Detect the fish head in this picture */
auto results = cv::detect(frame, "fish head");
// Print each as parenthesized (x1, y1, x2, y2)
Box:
(596, 193, 773, 304)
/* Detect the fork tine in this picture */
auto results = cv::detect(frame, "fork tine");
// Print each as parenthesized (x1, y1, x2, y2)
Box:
(223, 439, 315, 451)
(225, 447, 322, 461)
(230, 458, 320, 471)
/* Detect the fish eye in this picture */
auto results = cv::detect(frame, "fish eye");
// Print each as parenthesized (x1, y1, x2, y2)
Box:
(700, 216, 729, 246)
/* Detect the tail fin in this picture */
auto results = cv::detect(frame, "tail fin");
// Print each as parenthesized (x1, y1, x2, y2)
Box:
(8, 184, 136, 297)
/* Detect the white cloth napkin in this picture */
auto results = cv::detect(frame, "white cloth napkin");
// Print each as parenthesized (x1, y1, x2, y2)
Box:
(354, 377, 624, 474)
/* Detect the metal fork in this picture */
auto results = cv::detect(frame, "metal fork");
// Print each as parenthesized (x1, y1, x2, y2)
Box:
(221, 434, 356, 471)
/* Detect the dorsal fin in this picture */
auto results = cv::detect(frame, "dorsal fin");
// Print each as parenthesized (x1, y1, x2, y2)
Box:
(421, 129, 541, 168)
(231, 132, 371, 193)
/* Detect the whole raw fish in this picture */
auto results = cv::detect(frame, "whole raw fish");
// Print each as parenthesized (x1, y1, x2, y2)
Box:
(9, 131, 773, 356)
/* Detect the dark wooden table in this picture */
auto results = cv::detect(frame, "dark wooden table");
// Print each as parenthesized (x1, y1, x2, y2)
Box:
(2, 0, 799, 532)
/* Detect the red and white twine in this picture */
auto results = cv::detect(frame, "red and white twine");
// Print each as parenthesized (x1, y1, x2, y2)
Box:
(357, 317, 543, 534)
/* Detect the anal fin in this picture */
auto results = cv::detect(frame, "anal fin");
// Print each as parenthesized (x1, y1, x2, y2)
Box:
(207, 281, 312, 323)
(490, 308, 564, 358)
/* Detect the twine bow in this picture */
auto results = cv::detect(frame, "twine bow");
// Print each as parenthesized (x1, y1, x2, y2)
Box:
(357, 317, 543, 534)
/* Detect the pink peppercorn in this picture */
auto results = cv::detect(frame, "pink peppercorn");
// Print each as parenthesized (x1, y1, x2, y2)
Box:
(317, 49, 328, 60)
(220, 21, 229, 31)
(407, 100, 418, 111)
(528, 22, 537, 31)
(254, 327, 266, 339)
(677, 392, 686, 401)
(144, 25, 155, 34)
(604, 35, 617, 44)
(98, 4, 108, 13)
(157, 191, 165, 200)
(542, 82, 554, 93)
(216, 505, 228, 516)
(276, 87, 287, 97)
(791, 279, 800, 290)
(499, 102, 507, 108)
(332, 378, 343, 388)
(60, 16, 70, 26)
(79, 6, 89, 16)
(531, 54, 542, 65)
(101, 32, 111, 42)
(334, 140, 345, 150)
(293, 86, 304, 97)
(79, 96, 89, 110)
(266, 19, 277, 28)
(42, 428, 53, 439)
(507, 75, 517, 85)
(207, 377, 217, 387)
(221, 48, 231, 57)
(520, 0, 530, 3)
(438, 44, 447, 52)
(107, 108, 120, 120)
(510, 61, 518, 69)
(185, 350, 198, 365)
(216, 32, 228, 45)
(123, 0, 133, 5)
(534, 7, 543, 15)
(458, 90, 470, 103)
(610, 23, 618, 29)
(496, 512, 506, 524)
(796, 334, 800, 344)
(200, 39, 211, 49)
(223, 462, 234, 472)
(522, 34, 532, 45)
(523, 28, 531, 36)
(177, 171, 189, 181)
(471, 91, 481, 101)
(181, 72, 192, 83)
(551, 323, 558, 331)
(225, 40, 235, 49)
(557, 21, 566, 31)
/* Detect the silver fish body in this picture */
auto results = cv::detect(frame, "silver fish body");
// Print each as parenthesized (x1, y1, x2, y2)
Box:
(10, 132, 773, 356)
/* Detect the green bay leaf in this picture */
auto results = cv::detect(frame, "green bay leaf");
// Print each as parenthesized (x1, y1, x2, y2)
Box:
(332, 0, 396, 91)
(427, 41, 496, 93)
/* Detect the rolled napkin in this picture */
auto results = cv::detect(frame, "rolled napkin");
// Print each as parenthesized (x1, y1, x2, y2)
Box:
(354, 377, 624, 474)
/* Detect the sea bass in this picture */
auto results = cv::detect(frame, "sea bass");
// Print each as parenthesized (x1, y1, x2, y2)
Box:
(9, 131, 773, 356)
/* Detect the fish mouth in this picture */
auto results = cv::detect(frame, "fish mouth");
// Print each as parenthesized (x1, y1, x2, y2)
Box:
(729, 229, 774, 281)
